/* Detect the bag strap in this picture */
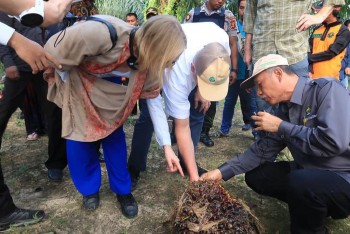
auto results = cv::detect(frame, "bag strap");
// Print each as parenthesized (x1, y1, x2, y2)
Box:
(86, 16, 117, 51)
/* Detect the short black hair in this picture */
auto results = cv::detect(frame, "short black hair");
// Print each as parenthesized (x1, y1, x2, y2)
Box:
(237, 0, 244, 8)
(126, 12, 138, 19)
(344, 19, 350, 27)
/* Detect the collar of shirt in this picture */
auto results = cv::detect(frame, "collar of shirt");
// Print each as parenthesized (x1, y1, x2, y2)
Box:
(289, 77, 309, 106)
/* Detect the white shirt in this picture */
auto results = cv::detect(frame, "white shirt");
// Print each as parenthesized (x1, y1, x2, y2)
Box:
(0, 22, 15, 45)
(147, 22, 230, 147)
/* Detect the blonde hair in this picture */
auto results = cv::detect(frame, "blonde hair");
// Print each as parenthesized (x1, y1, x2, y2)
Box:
(135, 15, 186, 85)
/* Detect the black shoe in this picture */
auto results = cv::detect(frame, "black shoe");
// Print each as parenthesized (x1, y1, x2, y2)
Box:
(0, 208, 45, 231)
(83, 193, 100, 210)
(242, 123, 251, 131)
(197, 165, 208, 176)
(98, 149, 105, 162)
(200, 134, 214, 147)
(117, 194, 138, 218)
(131, 175, 139, 191)
(179, 161, 208, 177)
(47, 169, 63, 182)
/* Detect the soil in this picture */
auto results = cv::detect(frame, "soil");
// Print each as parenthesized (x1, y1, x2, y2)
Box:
(1, 106, 350, 234)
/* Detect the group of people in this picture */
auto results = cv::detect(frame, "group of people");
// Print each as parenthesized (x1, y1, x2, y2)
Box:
(0, 0, 350, 233)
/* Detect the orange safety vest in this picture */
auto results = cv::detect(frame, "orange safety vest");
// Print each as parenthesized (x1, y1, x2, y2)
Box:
(310, 24, 346, 80)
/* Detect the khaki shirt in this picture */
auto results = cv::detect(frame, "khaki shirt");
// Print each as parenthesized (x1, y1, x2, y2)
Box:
(244, 0, 345, 64)
(44, 15, 158, 142)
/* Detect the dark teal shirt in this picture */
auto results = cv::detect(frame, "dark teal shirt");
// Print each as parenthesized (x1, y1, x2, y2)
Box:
(220, 78, 350, 183)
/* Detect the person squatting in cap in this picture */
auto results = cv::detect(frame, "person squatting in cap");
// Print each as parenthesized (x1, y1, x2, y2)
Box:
(44, 15, 186, 218)
(128, 22, 231, 183)
(202, 54, 350, 234)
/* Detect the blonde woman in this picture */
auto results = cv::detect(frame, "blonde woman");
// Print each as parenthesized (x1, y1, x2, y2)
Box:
(44, 15, 186, 218)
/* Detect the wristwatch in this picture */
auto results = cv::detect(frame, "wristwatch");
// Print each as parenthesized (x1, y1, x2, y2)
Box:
(19, 0, 45, 27)
(231, 68, 238, 73)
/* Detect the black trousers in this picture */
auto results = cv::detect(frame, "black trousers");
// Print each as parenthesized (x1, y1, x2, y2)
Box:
(201, 101, 216, 135)
(0, 72, 67, 217)
(245, 161, 350, 234)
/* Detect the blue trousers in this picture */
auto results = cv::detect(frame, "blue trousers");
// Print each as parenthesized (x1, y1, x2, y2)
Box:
(66, 127, 131, 196)
(128, 87, 204, 174)
(220, 79, 257, 135)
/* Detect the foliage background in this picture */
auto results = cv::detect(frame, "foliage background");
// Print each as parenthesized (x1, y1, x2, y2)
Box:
(95, 0, 350, 23)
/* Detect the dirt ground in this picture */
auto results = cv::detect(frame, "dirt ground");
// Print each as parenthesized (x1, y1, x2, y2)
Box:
(1, 105, 350, 234)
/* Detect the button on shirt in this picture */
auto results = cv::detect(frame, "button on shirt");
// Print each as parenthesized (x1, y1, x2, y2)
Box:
(184, 2, 237, 37)
(219, 78, 350, 183)
(243, 0, 345, 65)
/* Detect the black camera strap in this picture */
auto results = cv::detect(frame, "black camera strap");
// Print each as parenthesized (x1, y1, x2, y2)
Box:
(127, 27, 140, 70)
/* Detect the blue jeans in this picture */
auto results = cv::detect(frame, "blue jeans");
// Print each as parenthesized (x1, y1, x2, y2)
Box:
(128, 87, 204, 174)
(220, 80, 257, 135)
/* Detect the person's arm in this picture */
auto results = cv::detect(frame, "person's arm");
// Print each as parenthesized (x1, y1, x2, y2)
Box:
(229, 37, 238, 84)
(244, 33, 253, 67)
(146, 96, 184, 177)
(296, 0, 345, 32)
(308, 26, 350, 63)
(227, 12, 238, 85)
(201, 132, 285, 181)
(0, 0, 72, 27)
(243, 0, 256, 67)
(174, 117, 199, 181)
(183, 8, 194, 23)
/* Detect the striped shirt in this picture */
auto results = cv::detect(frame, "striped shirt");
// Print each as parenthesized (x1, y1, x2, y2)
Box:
(243, 0, 345, 64)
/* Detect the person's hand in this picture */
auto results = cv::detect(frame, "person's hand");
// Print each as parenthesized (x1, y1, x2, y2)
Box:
(251, 111, 282, 132)
(42, 0, 72, 27)
(345, 68, 350, 75)
(229, 71, 237, 85)
(194, 90, 211, 113)
(5, 66, 20, 80)
(200, 169, 223, 181)
(8, 32, 62, 74)
(164, 145, 184, 177)
(296, 14, 325, 32)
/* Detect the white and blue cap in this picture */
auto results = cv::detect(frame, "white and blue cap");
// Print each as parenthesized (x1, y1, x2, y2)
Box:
(241, 54, 289, 90)
(195, 42, 230, 101)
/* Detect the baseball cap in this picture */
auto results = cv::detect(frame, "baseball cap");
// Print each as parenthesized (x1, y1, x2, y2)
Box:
(240, 54, 289, 90)
(195, 42, 230, 101)
(311, 1, 341, 12)
(146, 7, 158, 18)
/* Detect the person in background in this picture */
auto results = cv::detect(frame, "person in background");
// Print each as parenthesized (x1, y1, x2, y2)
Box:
(308, 3, 350, 80)
(202, 54, 350, 234)
(0, 0, 73, 230)
(127, 6, 161, 188)
(219, 0, 257, 139)
(339, 19, 350, 88)
(44, 15, 186, 218)
(145, 7, 158, 20)
(244, 0, 345, 119)
(126, 12, 139, 26)
(184, 0, 238, 147)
